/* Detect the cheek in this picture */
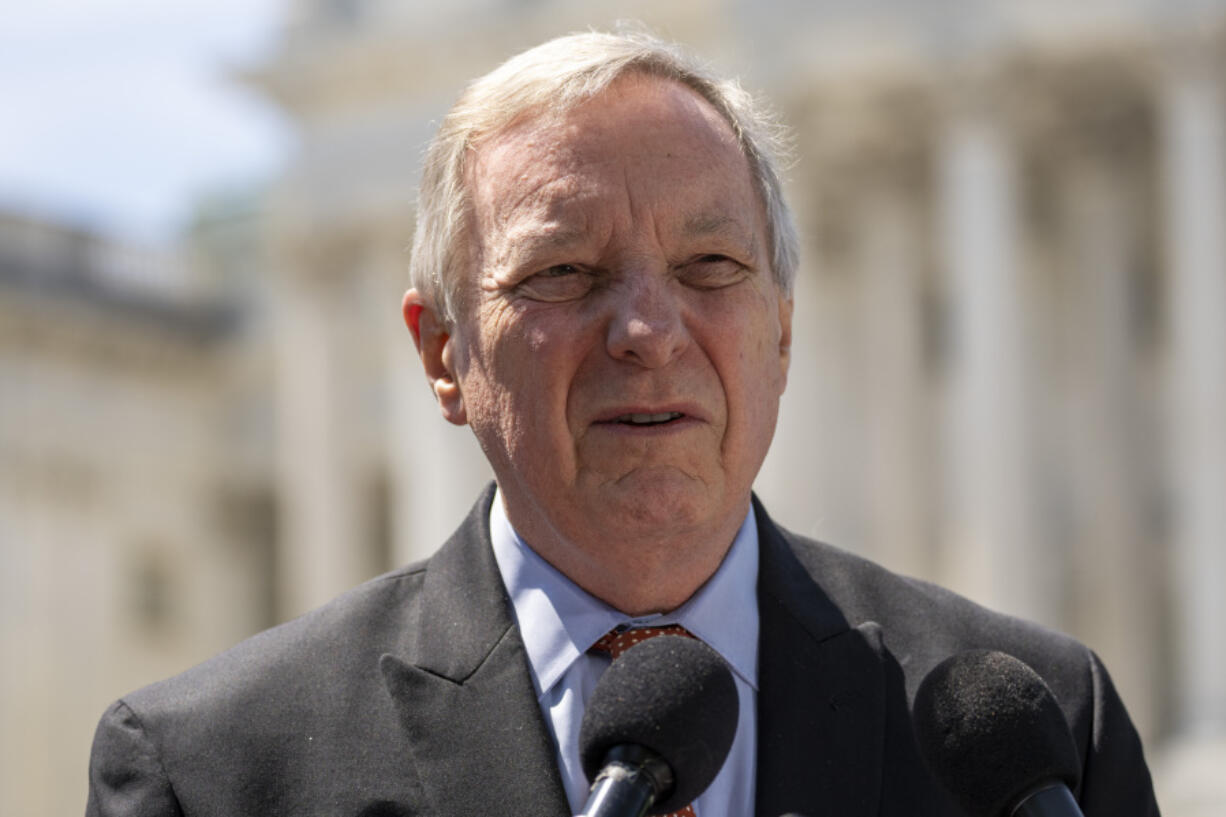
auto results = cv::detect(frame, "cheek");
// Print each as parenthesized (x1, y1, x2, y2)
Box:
(705, 295, 787, 427)
(476, 317, 585, 439)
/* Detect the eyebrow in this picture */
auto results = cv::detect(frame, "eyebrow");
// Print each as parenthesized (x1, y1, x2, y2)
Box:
(493, 224, 589, 271)
(682, 212, 759, 258)
(526, 225, 588, 248)
(683, 213, 739, 236)
(496, 211, 757, 269)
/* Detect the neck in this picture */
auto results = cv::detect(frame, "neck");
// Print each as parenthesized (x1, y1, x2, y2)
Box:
(501, 493, 750, 616)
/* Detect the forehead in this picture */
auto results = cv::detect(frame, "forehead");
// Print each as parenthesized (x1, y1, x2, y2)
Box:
(465, 76, 761, 240)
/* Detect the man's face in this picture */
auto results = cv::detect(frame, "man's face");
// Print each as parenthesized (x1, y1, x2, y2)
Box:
(416, 75, 792, 559)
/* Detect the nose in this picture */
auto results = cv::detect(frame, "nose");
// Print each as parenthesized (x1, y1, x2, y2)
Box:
(605, 273, 689, 368)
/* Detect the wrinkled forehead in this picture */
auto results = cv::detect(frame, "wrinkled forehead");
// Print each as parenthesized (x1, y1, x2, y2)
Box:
(466, 74, 746, 195)
(465, 76, 757, 234)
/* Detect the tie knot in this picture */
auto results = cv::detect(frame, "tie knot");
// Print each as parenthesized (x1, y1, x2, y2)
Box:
(589, 624, 696, 660)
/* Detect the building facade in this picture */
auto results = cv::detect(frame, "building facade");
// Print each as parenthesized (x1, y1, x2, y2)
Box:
(2, 1, 1223, 814)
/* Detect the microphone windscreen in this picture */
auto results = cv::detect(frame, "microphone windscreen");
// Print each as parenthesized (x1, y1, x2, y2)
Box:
(579, 634, 738, 815)
(912, 650, 1081, 817)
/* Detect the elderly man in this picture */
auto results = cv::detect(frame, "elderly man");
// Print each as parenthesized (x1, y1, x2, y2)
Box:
(87, 31, 1159, 817)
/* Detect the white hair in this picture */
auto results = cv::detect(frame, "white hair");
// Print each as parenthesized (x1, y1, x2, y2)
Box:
(409, 28, 799, 323)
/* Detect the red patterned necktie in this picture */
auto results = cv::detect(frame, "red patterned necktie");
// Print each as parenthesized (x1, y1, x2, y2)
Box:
(589, 625, 700, 817)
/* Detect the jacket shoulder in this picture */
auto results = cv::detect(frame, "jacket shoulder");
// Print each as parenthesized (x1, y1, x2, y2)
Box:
(87, 487, 503, 816)
(128, 561, 431, 715)
(771, 527, 1095, 710)
(773, 526, 1158, 815)
(88, 562, 436, 816)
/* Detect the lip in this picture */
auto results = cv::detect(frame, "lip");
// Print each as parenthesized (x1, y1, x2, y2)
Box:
(590, 402, 709, 430)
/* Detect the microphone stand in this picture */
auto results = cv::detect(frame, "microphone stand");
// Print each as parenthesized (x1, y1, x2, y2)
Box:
(576, 745, 674, 817)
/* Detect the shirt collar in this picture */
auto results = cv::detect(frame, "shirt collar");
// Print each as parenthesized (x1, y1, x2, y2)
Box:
(489, 489, 760, 699)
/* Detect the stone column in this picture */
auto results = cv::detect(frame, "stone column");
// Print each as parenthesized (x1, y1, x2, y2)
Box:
(757, 178, 867, 548)
(857, 182, 932, 579)
(1161, 36, 1226, 739)
(937, 77, 1054, 624)
(1057, 153, 1157, 740)
(1154, 35, 1226, 816)
(272, 251, 369, 619)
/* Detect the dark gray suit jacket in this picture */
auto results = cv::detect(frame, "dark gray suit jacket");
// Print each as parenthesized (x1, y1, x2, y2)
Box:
(87, 487, 1159, 816)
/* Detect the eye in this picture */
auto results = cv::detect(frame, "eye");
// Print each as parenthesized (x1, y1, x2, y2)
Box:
(678, 254, 749, 289)
(515, 264, 596, 302)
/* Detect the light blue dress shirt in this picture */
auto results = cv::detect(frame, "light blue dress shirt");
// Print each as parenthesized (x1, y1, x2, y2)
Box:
(490, 491, 759, 817)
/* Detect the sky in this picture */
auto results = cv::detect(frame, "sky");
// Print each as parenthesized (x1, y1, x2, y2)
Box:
(0, 0, 292, 247)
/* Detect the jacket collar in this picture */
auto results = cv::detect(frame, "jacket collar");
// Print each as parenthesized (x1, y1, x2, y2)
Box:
(754, 496, 888, 817)
(380, 485, 571, 817)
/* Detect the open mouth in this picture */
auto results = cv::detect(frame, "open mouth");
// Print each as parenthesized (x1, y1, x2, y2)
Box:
(611, 412, 685, 426)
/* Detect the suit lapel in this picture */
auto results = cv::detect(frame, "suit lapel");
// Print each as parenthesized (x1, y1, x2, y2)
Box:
(377, 490, 890, 817)
(754, 500, 888, 817)
(380, 487, 570, 817)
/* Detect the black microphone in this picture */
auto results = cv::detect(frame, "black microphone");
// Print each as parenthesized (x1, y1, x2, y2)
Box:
(576, 635, 739, 817)
(912, 650, 1084, 817)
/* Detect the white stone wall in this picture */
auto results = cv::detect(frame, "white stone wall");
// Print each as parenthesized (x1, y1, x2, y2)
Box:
(4, 1, 1226, 815)
(0, 219, 275, 816)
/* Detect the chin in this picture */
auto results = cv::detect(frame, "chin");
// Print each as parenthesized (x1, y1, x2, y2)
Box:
(595, 470, 724, 532)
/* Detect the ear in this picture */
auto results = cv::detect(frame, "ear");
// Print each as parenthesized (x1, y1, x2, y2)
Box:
(402, 289, 467, 426)
(777, 294, 794, 389)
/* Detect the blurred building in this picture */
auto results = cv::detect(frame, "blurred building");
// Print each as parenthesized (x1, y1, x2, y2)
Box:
(0, 205, 278, 816)
(2, 1, 1224, 814)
